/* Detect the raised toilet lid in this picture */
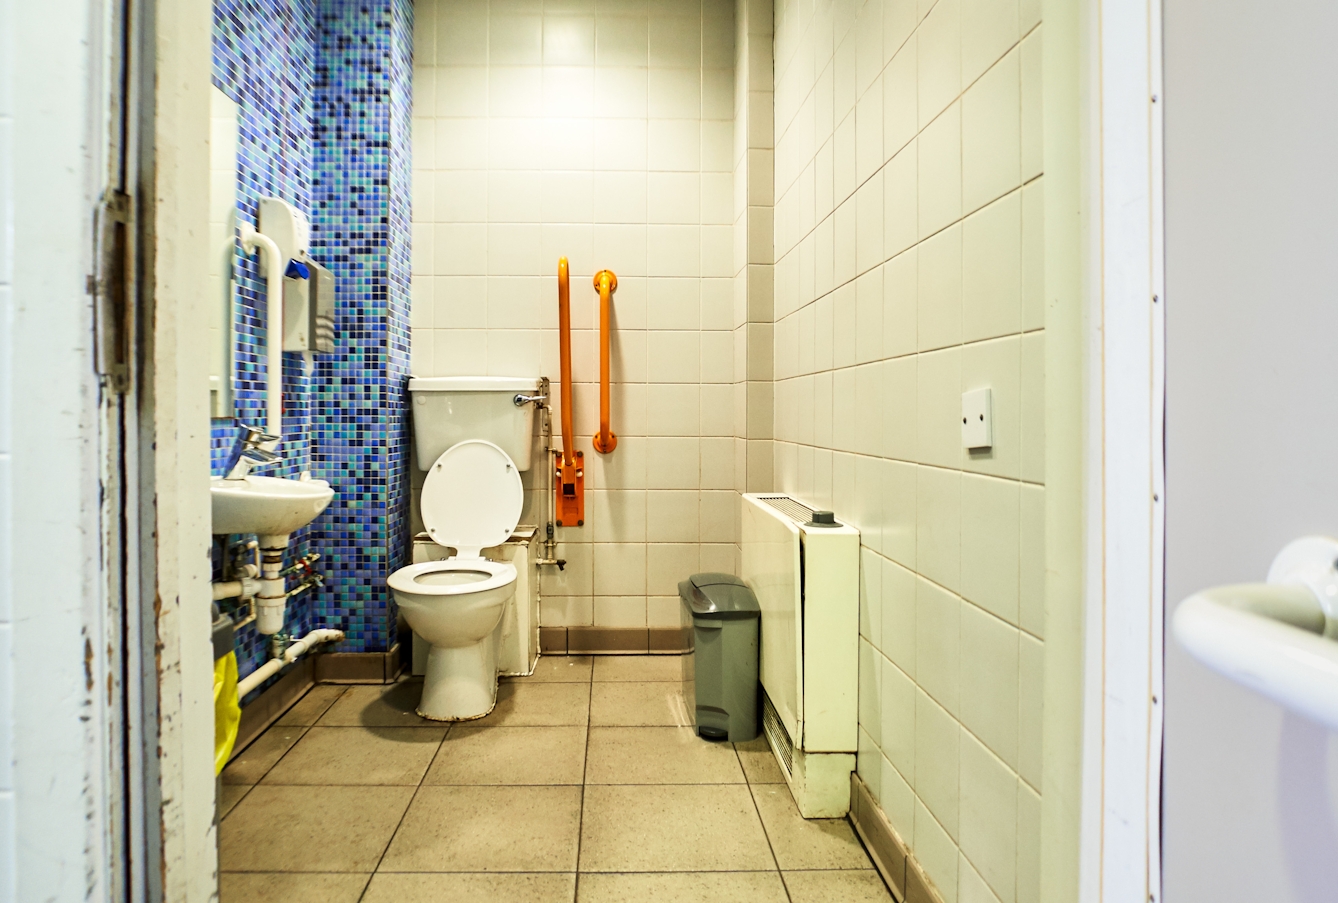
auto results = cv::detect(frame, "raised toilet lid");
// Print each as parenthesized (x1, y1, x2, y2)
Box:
(421, 439, 523, 557)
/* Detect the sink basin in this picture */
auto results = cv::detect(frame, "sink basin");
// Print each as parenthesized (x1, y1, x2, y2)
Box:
(210, 475, 335, 538)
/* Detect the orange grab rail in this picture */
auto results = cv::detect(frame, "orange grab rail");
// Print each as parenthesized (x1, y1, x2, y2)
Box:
(557, 258, 575, 468)
(555, 258, 584, 526)
(592, 269, 618, 453)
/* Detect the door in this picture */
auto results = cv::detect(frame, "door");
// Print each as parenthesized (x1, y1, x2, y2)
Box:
(1163, 1, 1338, 899)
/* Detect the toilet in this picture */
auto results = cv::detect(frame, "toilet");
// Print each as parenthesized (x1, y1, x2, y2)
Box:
(388, 376, 541, 721)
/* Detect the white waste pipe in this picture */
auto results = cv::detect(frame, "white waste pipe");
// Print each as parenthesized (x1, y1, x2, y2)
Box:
(237, 628, 345, 699)
(239, 221, 284, 437)
(212, 575, 260, 602)
(255, 533, 289, 635)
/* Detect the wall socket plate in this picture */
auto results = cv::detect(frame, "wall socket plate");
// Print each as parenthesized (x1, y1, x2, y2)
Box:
(962, 387, 993, 449)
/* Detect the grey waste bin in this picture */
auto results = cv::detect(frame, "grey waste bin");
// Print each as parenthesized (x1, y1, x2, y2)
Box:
(679, 573, 760, 741)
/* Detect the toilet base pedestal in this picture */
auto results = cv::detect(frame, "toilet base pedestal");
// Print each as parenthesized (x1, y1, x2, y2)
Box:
(418, 632, 499, 721)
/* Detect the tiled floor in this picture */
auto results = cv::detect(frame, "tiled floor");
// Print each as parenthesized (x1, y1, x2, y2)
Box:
(218, 655, 894, 903)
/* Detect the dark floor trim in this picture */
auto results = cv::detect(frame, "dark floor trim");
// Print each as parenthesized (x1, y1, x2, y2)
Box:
(313, 642, 403, 684)
(539, 626, 692, 655)
(850, 772, 943, 903)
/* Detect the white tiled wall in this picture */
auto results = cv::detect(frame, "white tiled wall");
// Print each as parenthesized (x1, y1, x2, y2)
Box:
(731, 0, 775, 498)
(411, 0, 737, 629)
(769, 0, 1044, 901)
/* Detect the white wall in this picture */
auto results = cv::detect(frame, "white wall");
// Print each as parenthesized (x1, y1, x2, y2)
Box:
(411, 0, 738, 629)
(150, 0, 222, 895)
(1163, 1, 1338, 900)
(769, 1, 1045, 901)
(0, 0, 13, 892)
(9, 0, 115, 897)
(731, 0, 775, 500)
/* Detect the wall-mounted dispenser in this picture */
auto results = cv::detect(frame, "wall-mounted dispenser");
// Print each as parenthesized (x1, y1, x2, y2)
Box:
(258, 196, 333, 354)
(258, 197, 309, 264)
(282, 258, 335, 353)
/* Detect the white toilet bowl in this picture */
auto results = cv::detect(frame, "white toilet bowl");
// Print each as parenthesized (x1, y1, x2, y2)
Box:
(388, 439, 525, 721)
(388, 559, 517, 720)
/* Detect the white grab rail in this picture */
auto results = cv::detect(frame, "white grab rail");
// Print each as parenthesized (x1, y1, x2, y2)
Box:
(1173, 536, 1338, 731)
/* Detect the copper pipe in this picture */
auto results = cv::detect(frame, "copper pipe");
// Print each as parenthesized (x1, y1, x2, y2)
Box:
(592, 269, 618, 453)
(557, 257, 574, 468)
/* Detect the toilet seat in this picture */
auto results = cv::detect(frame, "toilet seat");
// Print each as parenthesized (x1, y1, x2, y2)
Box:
(390, 439, 524, 602)
(419, 439, 524, 559)
(388, 558, 517, 598)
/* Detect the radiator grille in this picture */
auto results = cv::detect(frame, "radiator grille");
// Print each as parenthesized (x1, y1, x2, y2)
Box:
(762, 692, 794, 777)
(757, 495, 814, 524)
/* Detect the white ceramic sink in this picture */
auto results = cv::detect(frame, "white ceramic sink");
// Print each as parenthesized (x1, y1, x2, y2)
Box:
(210, 475, 335, 538)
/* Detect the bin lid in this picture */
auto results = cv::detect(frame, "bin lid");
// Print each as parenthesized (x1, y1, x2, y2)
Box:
(679, 572, 760, 619)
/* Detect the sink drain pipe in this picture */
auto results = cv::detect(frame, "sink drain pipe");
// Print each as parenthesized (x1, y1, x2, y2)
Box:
(237, 628, 345, 699)
(256, 534, 290, 635)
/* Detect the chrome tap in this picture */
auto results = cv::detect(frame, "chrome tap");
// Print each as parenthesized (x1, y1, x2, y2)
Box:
(224, 424, 282, 480)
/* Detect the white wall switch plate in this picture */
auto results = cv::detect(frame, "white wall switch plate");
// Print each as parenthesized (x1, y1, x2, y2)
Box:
(962, 387, 993, 449)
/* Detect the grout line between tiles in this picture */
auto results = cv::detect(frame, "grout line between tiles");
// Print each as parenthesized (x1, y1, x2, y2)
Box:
(231, 723, 311, 789)
(573, 668, 595, 902)
(356, 719, 452, 901)
(734, 738, 794, 903)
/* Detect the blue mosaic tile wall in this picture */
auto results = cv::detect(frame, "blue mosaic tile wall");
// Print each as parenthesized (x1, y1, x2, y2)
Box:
(212, 0, 320, 680)
(386, 0, 414, 638)
(310, 0, 413, 658)
(211, 0, 413, 693)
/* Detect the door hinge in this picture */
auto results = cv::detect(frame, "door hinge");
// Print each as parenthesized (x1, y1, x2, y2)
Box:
(95, 189, 134, 395)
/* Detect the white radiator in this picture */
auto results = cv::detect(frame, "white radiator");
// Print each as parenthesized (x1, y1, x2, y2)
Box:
(741, 493, 860, 817)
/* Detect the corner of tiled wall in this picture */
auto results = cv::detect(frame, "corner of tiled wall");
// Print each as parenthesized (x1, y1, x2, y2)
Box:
(732, 0, 776, 509)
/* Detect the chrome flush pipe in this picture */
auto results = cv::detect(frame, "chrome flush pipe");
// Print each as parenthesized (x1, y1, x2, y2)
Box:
(522, 378, 565, 570)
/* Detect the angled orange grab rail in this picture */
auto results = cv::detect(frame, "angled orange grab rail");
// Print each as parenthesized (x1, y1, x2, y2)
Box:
(592, 269, 618, 453)
(554, 258, 584, 526)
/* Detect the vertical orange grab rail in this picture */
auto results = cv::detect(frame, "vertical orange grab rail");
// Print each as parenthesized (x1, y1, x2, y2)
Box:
(554, 257, 584, 526)
(592, 269, 618, 453)
(557, 257, 574, 468)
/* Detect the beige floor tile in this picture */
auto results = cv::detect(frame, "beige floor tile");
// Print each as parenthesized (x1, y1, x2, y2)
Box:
(783, 870, 896, 902)
(219, 872, 369, 903)
(576, 872, 789, 902)
(276, 685, 348, 726)
(363, 872, 576, 903)
(380, 785, 582, 872)
(589, 682, 689, 727)
(592, 655, 683, 682)
(735, 735, 787, 784)
(218, 785, 413, 872)
(424, 725, 587, 785)
(261, 726, 445, 785)
(750, 784, 874, 871)
(221, 724, 307, 785)
(506, 655, 593, 682)
(472, 681, 591, 726)
(585, 727, 745, 784)
(218, 783, 251, 820)
(580, 784, 774, 872)
(316, 681, 439, 727)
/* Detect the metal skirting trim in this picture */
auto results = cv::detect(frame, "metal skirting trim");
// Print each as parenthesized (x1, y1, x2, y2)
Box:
(762, 690, 795, 777)
(538, 626, 692, 655)
(849, 771, 944, 903)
